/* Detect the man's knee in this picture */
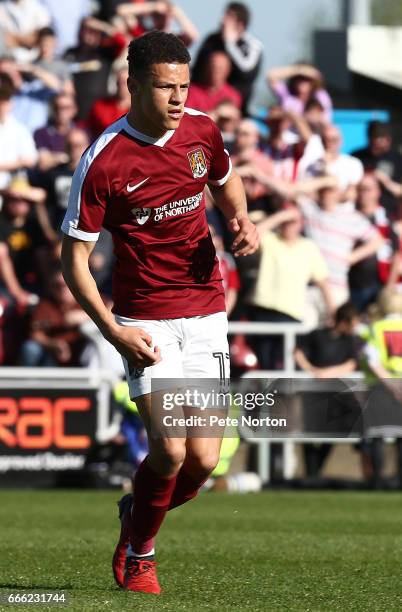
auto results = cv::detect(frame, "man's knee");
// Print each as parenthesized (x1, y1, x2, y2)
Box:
(149, 439, 186, 475)
(186, 450, 220, 477)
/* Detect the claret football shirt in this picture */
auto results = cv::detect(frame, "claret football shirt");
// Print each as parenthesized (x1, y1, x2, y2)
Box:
(61, 108, 232, 319)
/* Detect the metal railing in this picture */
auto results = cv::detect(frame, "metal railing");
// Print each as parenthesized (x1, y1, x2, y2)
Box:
(228, 321, 313, 372)
(239, 370, 366, 483)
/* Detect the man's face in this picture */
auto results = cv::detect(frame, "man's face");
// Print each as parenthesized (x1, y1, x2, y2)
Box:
(357, 176, 380, 211)
(5, 196, 30, 218)
(323, 127, 342, 154)
(318, 186, 340, 209)
(129, 62, 190, 134)
(207, 52, 230, 87)
(53, 95, 76, 123)
(39, 35, 56, 59)
(295, 78, 313, 101)
(235, 121, 258, 150)
(66, 129, 89, 160)
(371, 135, 391, 156)
(0, 98, 12, 117)
(280, 212, 303, 241)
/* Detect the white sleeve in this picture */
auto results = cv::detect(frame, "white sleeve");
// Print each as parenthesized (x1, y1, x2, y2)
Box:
(34, 1, 52, 29)
(349, 156, 364, 185)
(224, 33, 263, 72)
(17, 124, 38, 162)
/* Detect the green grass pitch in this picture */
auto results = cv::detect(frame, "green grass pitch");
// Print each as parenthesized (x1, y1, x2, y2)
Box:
(1, 490, 402, 611)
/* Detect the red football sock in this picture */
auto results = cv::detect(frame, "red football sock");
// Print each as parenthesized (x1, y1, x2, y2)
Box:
(130, 457, 177, 555)
(168, 466, 208, 510)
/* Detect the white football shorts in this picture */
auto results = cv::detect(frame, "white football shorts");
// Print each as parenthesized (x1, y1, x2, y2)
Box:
(115, 311, 230, 399)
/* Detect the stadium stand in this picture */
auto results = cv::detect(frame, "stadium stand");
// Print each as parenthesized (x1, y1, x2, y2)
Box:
(1, 0, 402, 489)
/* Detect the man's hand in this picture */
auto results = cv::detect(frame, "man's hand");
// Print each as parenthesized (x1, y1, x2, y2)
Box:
(108, 325, 162, 368)
(221, 13, 240, 43)
(228, 217, 259, 257)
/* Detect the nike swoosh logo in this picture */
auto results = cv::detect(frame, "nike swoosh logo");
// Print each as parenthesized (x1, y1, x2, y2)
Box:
(127, 177, 149, 192)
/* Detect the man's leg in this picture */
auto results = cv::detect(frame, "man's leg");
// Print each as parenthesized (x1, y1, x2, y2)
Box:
(112, 317, 185, 591)
(116, 392, 187, 594)
(167, 312, 229, 509)
(169, 436, 223, 510)
(129, 393, 186, 555)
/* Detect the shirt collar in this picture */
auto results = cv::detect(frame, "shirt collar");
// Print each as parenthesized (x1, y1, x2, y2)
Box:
(123, 115, 175, 147)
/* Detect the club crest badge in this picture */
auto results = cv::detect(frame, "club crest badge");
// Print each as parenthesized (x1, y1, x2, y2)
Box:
(187, 148, 207, 179)
(131, 207, 151, 225)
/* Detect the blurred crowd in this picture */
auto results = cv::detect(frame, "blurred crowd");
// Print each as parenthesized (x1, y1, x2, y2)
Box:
(0, 0, 402, 389)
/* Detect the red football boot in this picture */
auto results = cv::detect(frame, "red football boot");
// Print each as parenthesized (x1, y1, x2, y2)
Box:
(112, 494, 132, 587)
(124, 558, 161, 594)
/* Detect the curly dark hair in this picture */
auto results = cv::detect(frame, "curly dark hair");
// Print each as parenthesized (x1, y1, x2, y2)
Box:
(127, 31, 191, 80)
(226, 2, 250, 28)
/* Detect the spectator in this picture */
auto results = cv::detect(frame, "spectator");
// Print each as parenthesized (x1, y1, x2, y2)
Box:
(192, 2, 263, 112)
(34, 27, 72, 88)
(299, 185, 383, 306)
(350, 174, 399, 311)
(209, 224, 240, 318)
(86, 64, 130, 138)
(295, 302, 359, 376)
(231, 119, 274, 211)
(186, 51, 242, 113)
(262, 106, 324, 182)
(0, 175, 48, 301)
(0, 72, 37, 188)
(0, 0, 51, 61)
(249, 206, 333, 369)
(116, 1, 199, 46)
(307, 125, 364, 201)
(267, 63, 332, 123)
(0, 56, 61, 132)
(361, 289, 402, 488)
(33, 92, 77, 171)
(209, 100, 241, 153)
(295, 302, 359, 478)
(33, 127, 90, 230)
(303, 98, 329, 136)
(63, 17, 115, 120)
(352, 121, 402, 214)
(38, 0, 91, 55)
(19, 267, 89, 366)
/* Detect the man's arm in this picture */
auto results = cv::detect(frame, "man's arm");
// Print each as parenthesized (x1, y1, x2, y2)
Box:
(61, 235, 161, 367)
(0, 242, 32, 306)
(208, 169, 259, 257)
(236, 164, 338, 199)
(267, 64, 322, 88)
(18, 63, 61, 91)
(256, 208, 300, 235)
(294, 347, 356, 377)
(294, 347, 316, 374)
(171, 4, 199, 44)
(349, 234, 384, 266)
(316, 360, 357, 377)
(287, 111, 311, 146)
(315, 278, 335, 316)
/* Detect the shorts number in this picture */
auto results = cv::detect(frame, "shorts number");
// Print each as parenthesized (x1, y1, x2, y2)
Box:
(213, 351, 230, 385)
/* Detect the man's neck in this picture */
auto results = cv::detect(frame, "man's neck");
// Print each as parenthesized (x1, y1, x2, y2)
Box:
(54, 121, 69, 133)
(126, 109, 168, 139)
(325, 151, 339, 162)
(321, 204, 337, 212)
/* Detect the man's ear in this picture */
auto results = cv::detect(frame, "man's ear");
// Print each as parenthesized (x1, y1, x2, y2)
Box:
(127, 75, 140, 96)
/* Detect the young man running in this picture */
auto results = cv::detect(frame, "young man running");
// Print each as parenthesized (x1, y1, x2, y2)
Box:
(60, 31, 258, 594)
